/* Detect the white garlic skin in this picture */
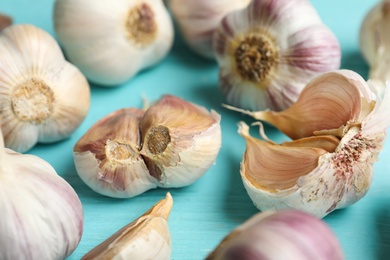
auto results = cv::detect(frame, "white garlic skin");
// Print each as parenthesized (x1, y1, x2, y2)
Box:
(168, 0, 250, 58)
(213, 0, 341, 111)
(54, 0, 174, 86)
(207, 210, 344, 260)
(0, 24, 90, 153)
(0, 149, 84, 260)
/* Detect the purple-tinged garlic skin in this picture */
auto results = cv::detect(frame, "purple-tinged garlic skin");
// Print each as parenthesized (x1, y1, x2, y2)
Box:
(213, 0, 341, 111)
(236, 70, 390, 218)
(0, 149, 83, 260)
(207, 210, 344, 260)
(168, 0, 251, 59)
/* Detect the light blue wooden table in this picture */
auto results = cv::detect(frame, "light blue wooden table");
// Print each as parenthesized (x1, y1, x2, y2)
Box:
(1, 1, 389, 259)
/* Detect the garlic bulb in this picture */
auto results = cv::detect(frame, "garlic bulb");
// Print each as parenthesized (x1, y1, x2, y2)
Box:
(168, 0, 251, 59)
(0, 24, 90, 153)
(74, 95, 222, 198)
(82, 192, 173, 260)
(0, 130, 84, 259)
(0, 13, 12, 31)
(207, 210, 344, 260)
(360, 0, 390, 90)
(213, 0, 341, 112)
(54, 0, 174, 86)
(228, 70, 390, 218)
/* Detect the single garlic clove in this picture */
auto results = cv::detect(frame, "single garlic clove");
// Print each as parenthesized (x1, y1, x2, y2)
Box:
(207, 210, 344, 260)
(213, 0, 341, 111)
(225, 70, 369, 140)
(168, 0, 251, 59)
(235, 70, 390, 218)
(139, 95, 222, 188)
(0, 13, 12, 31)
(74, 108, 157, 198)
(54, 0, 174, 86)
(82, 192, 173, 260)
(0, 24, 90, 153)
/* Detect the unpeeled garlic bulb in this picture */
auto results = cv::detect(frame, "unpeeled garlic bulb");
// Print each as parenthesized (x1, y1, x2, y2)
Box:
(168, 0, 250, 59)
(0, 130, 84, 259)
(74, 95, 222, 198)
(207, 210, 344, 260)
(0, 24, 90, 153)
(360, 0, 390, 90)
(213, 0, 341, 112)
(82, 193, 172, 260)
(228, 70, 390, 218)
(54, 0, 174, 86)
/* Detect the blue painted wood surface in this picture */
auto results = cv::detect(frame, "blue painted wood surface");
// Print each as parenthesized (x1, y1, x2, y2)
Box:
(1, 1, 389, 259)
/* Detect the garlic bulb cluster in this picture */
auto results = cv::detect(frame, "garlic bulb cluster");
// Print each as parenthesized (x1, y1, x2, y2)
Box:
(54, 0, 174, 86)
(168, 0, 251, 59)
(213, 0, 341, 112)
(227, 70, 390, 218)
(207, 210, 344, 260)
(360, 0, 390, 89)
(0, 130, 84, 259)
(0, 24, 90, 153)
(83, 193, 172, 260)
(74, 95, 222, 198)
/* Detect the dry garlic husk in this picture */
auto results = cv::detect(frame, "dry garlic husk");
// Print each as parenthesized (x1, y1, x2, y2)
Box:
(0, 24, 90, 153)
(168, 0, 251, 59)
(74, 95, 222, 198)
(82, 192, 173, 260)
(360, 0, 390, 90)
(207, 210, 344, 260)
(233, 70, 390, 218)
(0, 132, 84, 259)
(213, 0, 341, 112)
(54, 0, 174, 86)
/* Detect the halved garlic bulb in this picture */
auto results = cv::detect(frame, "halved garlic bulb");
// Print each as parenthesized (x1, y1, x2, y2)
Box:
(74, 95, 222, 198)
(213, 0, 341, 112)
(0, 24, 90, 153)
(231, 70, 389, 218)
(168, 0, 250, 59)
(54, 0, 174, 86)
(82, 192, 173, 260)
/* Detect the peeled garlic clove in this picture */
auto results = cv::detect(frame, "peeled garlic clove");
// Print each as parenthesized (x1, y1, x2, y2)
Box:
(74, 108, 157, 198)
(207, 210, 344, 260)
(236, 70, 389, 218)
(0, 130, 84, 259)
(226, 70, 369, 140)
(360, 0, 390, 87)
(168, 0, 250, 59)
(54, 0, 174, 86)
(82, 192, 173, 260)
(0, 24, 90, 153)
(139, 95, 222, 188)
(213, 0, 341, 111)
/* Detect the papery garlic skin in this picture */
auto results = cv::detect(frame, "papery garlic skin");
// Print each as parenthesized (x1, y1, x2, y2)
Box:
(236, 70, 389, 218)
(54, 0, 174, 86)
(359, 0, 390, 86)
(82, 193, 173, 260)
(207, 210, 344, 260)
(168, 0, 250, 58)
(0, 24, 90, 153)
(0, 138, 83, 259)
(74, 95, 222, 198)
(213, 0, 341, 111)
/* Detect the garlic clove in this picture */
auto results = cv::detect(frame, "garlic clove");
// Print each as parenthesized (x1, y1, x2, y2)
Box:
(0, 24, 90, 153)
(225, 70, 367, 140)
(74, 108, 157, 198)
(139, 95, 222, 187)
(54, 0, 174, 86)
(213, 0, 341, 111)
(168, 0, 251, 58)
(82, 192, 173, 260)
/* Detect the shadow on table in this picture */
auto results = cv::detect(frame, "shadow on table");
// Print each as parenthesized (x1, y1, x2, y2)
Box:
(375, 206, 390, 260)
